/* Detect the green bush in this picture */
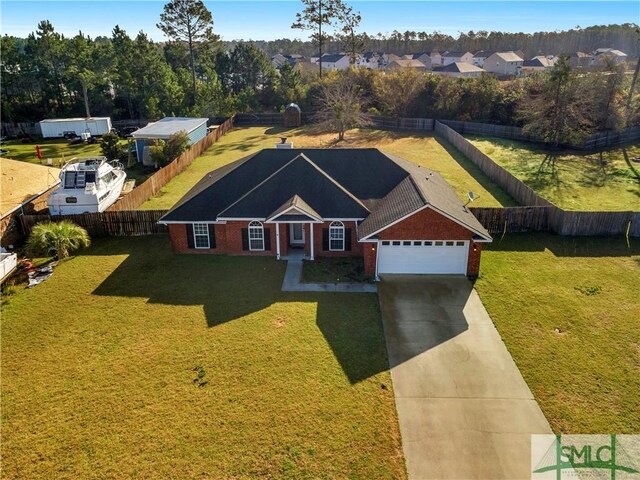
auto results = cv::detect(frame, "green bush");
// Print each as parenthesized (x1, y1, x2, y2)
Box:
(26, 221, 91, 259)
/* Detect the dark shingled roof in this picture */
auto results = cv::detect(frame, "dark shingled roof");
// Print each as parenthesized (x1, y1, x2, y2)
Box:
(442, 51, 471, 58)
(358, 155, 491, 240)
(160, 148, 491, 241)
(219, 154, 369, 219)
(320, 53, 347, 63)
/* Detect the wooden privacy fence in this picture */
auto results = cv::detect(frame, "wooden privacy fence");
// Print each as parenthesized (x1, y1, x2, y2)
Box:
(369, 116, 434, 130)
(234, 113, 289, 126)
(469, 206, 553, 234)
(435, 121, 553, 207)
(436, 122, 640, 237)
(20, 210, 169, 237)
(440, 120, 535, 142)
(109, 116, 234, 211)
(469, 207, 640, 237)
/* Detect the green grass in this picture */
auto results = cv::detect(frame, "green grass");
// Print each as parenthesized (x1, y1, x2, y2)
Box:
(475, 233, 640, 433)
(2, 138, 110, 165)
(467, 136, 640, 211)
(141, 126, 516, 210)
(302, 257, 372, 284)
(1, 138, 153, 186)
(1, 236, 406, 479)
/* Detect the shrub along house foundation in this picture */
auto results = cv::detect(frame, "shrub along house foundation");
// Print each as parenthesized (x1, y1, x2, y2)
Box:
(159, 148, 492, 278)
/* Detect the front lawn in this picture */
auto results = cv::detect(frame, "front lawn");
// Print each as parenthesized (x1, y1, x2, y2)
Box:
(141, 126, 515, 210)
(302, 257, 372, 284)
(475, 233, 640, 433)
(1, 236, 405, 479)
(468, 136, 640, 210)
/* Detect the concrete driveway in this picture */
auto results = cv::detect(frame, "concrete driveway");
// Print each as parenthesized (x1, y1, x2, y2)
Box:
(378, 276, 551, 480)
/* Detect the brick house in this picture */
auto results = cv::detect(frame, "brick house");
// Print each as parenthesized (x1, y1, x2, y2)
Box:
(159, 149, 492, 278)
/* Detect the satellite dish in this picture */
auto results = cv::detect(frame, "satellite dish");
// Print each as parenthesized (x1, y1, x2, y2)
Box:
(464, 191, 478, 208)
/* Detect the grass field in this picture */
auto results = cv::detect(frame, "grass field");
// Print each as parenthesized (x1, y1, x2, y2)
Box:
(141, 126, 516, 210)
(468, 136, 640, 211)
(1, 138, 153, 186)
(1, 236, 406, 479)
(475, 233, 640, 433)
(1, 138, 112, 165)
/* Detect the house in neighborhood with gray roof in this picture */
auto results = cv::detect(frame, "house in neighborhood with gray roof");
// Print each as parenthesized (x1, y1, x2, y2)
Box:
(159, 148, 492, 278)
(484, 51, 524, 76)
(319, 53, 351, 71)
(594, 48, 628, 65)
(521, 56, 556, 74)
(385, 59, 428, 71)
(567, 51, 595, 69)
(403, 52, 432, 69)
(357, 52, 385, 69)
(472, 51, 494, 67)
(441, 51, 474, 66)
(432, 62, 486, 78)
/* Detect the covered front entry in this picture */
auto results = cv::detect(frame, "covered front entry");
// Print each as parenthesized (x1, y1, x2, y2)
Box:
(289, 223, 305, 246)
(377, 240, 468, 275)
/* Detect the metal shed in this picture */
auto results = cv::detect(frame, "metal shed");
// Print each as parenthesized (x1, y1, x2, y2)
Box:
(131, 117, 208, 165)
(39, 117, 112, 138)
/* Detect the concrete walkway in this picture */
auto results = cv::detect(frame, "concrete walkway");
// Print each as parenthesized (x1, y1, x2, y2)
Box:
(281, 259, 377, 293)
(378, 276, 551, 480)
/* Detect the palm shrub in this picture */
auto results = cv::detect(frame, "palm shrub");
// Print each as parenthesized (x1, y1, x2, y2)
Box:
(26, 221, 91, 259)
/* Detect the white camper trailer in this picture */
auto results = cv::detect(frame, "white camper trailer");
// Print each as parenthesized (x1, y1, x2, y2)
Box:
(39, 117, 112, 138)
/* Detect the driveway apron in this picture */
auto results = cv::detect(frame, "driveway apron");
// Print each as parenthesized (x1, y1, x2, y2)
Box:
(378, 275, 552, 480)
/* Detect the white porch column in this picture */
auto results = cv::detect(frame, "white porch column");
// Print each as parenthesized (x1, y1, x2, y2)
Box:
(275, 222, 281, 260)
(309, 222, 314, 260)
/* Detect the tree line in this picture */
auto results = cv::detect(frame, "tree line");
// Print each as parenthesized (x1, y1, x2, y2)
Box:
(0, 0, 638, 142)
(231, 23, 640, 61)
(309, 57, 637, 146)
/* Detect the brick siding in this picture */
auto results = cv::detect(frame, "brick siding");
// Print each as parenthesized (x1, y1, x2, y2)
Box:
(167, 210, 484, 277)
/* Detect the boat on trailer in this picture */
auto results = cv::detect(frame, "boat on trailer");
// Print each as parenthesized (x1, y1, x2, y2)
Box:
(48, 157, 127, 215)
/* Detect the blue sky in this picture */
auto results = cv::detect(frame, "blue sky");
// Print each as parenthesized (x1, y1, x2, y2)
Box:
(1, 1, 638, 41)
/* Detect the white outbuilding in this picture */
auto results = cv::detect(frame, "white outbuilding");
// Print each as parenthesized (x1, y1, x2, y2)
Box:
(39, 117, 112, 138)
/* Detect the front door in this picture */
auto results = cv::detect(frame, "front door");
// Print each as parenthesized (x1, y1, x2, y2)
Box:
(289, 223, 305, 245)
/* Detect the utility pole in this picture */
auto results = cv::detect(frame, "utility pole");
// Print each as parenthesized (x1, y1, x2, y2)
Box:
(319, 0, 322, 77)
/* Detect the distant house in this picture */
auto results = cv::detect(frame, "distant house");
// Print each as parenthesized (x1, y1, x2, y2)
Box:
(357, 52, 385, 69)
(383, 53, 402, 64)
(272, 54, 306, 69)
(131, 117, 208, 166)
(432, 62, 485, 78)
(319, 53, 351, 71)
(484, 51, 524, 76)
(271, 53, 288, 69)
(403, 52, 432, 69)
(472, 51, 494, 68)
(429, 50, 442, 68)
(441, 51, 474, 66)
(521, 56, 556, 74)
(567, 52, 594, 69)
(594, 48, 628, 65)
(385, 59, 427, 71)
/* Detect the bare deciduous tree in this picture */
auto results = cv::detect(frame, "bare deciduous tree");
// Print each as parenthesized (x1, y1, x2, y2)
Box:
(313, 74, 371, 141)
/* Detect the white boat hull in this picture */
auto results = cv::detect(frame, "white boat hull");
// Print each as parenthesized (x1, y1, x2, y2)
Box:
(48, 169, 127, 215)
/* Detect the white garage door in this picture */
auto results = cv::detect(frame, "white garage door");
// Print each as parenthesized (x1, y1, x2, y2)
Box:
(378, 240, 468, 275)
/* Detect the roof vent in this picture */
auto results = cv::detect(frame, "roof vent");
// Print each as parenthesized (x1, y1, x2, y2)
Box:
(275, 137, 293, 149)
